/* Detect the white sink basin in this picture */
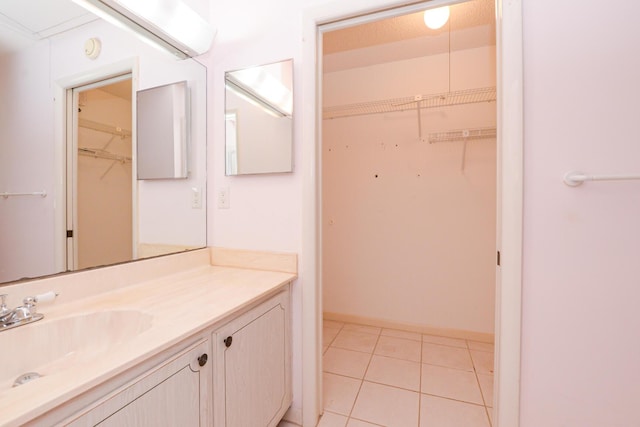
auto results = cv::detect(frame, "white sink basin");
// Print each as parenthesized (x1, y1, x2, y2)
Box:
(0, 310, 153, 389)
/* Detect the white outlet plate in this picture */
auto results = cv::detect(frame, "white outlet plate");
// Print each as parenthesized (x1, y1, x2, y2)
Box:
(217, 187, 230, 209)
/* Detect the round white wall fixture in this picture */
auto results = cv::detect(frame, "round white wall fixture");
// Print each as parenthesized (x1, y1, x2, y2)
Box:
(84, 38, 101, 60)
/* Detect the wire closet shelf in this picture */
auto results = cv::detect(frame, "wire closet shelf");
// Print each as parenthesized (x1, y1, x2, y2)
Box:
(323, 86, 496, 120)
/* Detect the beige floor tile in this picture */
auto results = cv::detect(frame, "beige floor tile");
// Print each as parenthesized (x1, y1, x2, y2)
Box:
(323, 373, 362, 416)
(317, 411, 348, 427)
(332, 330, 379, 353)
(477, 373, 494, 407)
(422, 342, 474, 371)
(487, 407, 494, 426)
(343, 323, 382, 335)
(331, 329, 378, 353)
(324, 347, 372, 379)
(421, 364, 484, 405)
(420, 394, 490, 427)
(467, 340, 494, 352)
(381, 328, 422, 342)
(346, 419, 382, 427)
(324, 326, 341, 347)
(277, 421, 298, 427)
(365, 355, 421, 391)
(324, 320, 345, 329)
(351, 381, 420, 427)
(374, 335, 422, 362)
(470, 350, 494, 374)
(422, 334, 467, 349)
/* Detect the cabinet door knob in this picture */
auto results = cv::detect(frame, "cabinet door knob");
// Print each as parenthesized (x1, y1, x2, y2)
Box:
(198, 353, 208, 367)
(224, 336, 233, 348)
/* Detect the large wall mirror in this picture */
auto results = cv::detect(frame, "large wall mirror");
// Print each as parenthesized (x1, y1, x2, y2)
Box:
(0, 0, 208, 284)
(225, 59, 293, 175)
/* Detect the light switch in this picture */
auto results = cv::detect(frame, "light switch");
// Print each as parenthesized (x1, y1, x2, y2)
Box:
(217, 187, 230, 209)
(191, 187, 202, 209)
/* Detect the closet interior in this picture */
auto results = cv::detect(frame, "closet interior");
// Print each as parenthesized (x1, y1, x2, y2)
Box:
(75, 79, 133, 270)
(322, 0, 497, 340)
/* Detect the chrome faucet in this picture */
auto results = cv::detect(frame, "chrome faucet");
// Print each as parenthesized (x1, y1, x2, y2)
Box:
(0, 292, 58, 331)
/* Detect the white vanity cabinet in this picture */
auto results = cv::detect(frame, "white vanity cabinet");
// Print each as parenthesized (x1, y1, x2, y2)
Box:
(212, 287, 292, 427)
(64, 340, 212, 427)
(23, 283, 292, 427)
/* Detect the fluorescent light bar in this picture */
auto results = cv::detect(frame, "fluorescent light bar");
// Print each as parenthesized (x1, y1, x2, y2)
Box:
(225, 78, 289, 118)
(72, 0, 215, 59)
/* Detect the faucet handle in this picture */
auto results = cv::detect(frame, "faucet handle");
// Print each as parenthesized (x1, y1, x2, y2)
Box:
(23, 291, 58, 315)
(0, 294, 7, 313)
(23, 291, 58, 305)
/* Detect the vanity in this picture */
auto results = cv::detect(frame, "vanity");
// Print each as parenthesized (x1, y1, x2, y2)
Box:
(0, 247, 296, 427)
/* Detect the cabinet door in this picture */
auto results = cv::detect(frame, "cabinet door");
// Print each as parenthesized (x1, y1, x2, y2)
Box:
(214, 288, 291, 427)
(66, 340, 211, 427)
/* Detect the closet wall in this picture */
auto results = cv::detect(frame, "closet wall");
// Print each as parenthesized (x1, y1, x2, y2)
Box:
(322, 45, 496, 335)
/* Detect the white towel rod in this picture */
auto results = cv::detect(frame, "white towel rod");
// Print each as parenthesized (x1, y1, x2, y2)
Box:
(564, 171, 640, 187)
(1, 191, 47, 199)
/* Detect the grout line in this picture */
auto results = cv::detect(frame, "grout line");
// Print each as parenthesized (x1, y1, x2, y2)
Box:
(345, 331, 381, 422)
(485, 405, 493, 427)
(418, 328, 424, 426)
(323, 321, 345, 349)
(469, 343, 493, 427)
(420, 392, 487, 407)
(347, 415, 386, 426)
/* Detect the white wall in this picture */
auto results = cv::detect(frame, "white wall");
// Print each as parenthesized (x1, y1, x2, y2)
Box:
(322, 47, 496, 334)
(207, 0, 306, 419)
(208, 0, 640, 425)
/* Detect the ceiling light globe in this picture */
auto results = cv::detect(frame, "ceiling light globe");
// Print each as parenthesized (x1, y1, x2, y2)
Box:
(424, 6, 450, 30)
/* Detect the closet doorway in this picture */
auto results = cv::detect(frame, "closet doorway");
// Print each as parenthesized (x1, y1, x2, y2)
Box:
(320, 0, 498, 425)
(67, 74, 134, 271)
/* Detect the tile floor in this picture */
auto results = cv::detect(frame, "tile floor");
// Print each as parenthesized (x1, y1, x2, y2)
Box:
(317, 320, 494, 427)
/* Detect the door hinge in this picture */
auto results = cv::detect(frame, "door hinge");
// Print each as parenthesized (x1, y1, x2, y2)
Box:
(497, 250, 501, 266)
(67, 230, 73, 238)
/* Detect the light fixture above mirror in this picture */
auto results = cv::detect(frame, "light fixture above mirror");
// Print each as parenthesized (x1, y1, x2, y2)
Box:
(71, 0, 215, 59)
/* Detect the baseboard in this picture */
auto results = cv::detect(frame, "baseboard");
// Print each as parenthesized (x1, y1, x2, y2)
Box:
(281, 405, 302, 426)
(323, 312, 494, 343)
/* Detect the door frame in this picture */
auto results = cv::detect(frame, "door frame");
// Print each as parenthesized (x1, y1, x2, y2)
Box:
(300, 1, 523, 426)
(67, 73, 134, 270)
(53, 59, 139, 273)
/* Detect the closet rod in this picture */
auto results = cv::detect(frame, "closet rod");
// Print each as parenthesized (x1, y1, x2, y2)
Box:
(79, 118, 132, 138)
(564, 171, 640, 186)
(78, 147, 132, 163)
(1, 191, 47, 199)
(428, 127, 497, 143)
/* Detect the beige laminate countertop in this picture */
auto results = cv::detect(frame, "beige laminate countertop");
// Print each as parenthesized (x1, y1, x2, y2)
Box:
(0, 264, 295, 427)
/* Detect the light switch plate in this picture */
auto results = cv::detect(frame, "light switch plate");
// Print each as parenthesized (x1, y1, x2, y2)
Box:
(217, 187, 230, 209)
(191, 187, 202, 209)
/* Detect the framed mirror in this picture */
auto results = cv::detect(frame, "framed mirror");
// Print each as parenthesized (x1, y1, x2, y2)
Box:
(225, 59, 293, 175)
(0, 1, 207, 285)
